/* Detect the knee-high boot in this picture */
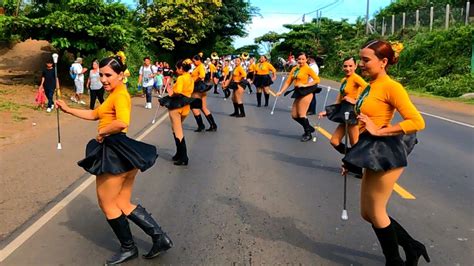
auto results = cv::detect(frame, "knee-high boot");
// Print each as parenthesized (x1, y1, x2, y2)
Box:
(172, 133, 179, 161)
(300, 117, 315, 142)
(373, 223, 405, 266)
(256, 92, 262, 107)
(127, 205, 173, 259)
(230, 102, 239, 117)
(264, 93, 270, 106)
(193, 114, 205, 132)
(237, 104, 246, 117)
(213, 84, 219, 94)
(174, 137, 188, 165)
(333, 143, 347, 154)
(390, 217, 430, 266)
(106, 214, 138, 265)
(205, 114, 218, 131)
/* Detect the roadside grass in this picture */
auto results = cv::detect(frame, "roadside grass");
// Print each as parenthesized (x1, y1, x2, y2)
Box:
(0, 100, 35, 122)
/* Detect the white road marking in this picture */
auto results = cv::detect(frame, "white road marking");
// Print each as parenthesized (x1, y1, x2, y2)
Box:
(0, 113, 168, 262)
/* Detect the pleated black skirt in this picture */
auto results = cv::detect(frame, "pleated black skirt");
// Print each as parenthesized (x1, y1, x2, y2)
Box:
(194, 80, 211, 93)
(77, 133, 158, 175)
(342, 132, 418, 171)
(159, 95, 196, 110)
(290, 85, 321, 98)
(229, 80, 249, 90)
(325, 100, 358, 125)
(253, 74, 273, 88)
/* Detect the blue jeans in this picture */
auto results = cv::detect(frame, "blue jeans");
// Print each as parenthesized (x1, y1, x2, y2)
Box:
(144, 86, 153, 103)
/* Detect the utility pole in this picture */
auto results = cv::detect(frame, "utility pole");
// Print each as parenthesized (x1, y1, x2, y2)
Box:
(365, 0, 370, 35)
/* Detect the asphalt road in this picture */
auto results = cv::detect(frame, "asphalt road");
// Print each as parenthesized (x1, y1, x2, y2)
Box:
(1, 77, 473, 265)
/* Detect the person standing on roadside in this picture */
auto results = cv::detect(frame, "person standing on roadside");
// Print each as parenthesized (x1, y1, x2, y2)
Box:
(138, 56, 156, 109)
(39, 58, 59, 113)
(307, 56, 320, 115)
(71, 57, 87, 105)
(86, 59, 104, 110)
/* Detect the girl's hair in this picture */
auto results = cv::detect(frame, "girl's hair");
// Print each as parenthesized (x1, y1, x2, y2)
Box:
(193, 54, 202, 61)
(99, 56, 125, 74)
(297, 52, 307, 58)
(343, 56, 357, 64)
(362, 40, 398, 66)
(260, 55, 267, 61)
(176, 59, 192, 72)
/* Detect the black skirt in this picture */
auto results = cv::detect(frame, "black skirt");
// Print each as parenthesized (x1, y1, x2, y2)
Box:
(253, 74, 273, 88)
(289, 85, 321, 99)
(229, 80, 249, 90)
(194, 80, 211, 93)
(247, 72, 255, 80)
(159, 95, 197, 110)
(77, 133, 158, 175)
(325, 101, 358, 125)
(342, 132, 418, 172)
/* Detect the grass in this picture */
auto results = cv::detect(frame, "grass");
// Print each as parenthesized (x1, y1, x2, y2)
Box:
(12, 114, 28, 122)
(0, 100, 21, 111)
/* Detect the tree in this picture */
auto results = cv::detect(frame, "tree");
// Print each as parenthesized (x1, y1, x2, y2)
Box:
(254, 31, 283, 55)
(234, 44, 260, 57)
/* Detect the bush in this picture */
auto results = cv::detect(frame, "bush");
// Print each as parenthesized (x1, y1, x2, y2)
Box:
(423, 74, 474, 97)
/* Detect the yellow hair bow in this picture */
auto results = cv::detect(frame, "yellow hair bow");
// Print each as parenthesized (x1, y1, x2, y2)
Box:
(390, 41, 404, 57)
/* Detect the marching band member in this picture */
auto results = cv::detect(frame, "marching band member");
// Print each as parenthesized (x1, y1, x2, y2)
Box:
(343, 40, 429, 265)
(246, 57, 256, 94)
(223, 57, 247, 117)
(253, 55, 277, 107)
(276, 52, 320, 142)
(221, 59, 232, 99)
(159, 59, 196, 166)
(191, 54, 218, 132)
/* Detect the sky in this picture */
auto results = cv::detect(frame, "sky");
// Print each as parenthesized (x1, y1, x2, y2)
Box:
(233, 0, 393, 48)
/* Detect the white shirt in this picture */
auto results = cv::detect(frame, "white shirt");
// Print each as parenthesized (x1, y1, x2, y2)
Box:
(309, 62, 319, 83)
(71, 63, 84, 81)
(139, 65, 155, 87)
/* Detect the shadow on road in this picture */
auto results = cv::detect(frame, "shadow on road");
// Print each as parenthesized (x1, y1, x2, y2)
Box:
(216, 196, 383, 265)
(259, 148, 341, 174)
(244, 126, 297, 140)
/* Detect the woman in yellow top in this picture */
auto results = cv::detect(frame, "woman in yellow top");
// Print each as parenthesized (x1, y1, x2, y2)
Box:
(253, 55, 277, 107)
(159, 59, 196, 166)
(276, 52, 320, 142)
(342, 40, 429, 266)
(319, 57, 367, 157)
(55, 56, 173, 264)
(221, 59, 232, 98)
(245, 57, 256, 93)
(209, 59, 219, 94)
(223, 57, 248, 117)
(191, 54, 218, 132)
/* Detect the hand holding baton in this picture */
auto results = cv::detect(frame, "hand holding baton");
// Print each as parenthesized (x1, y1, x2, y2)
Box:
(270, 76, 286, 115)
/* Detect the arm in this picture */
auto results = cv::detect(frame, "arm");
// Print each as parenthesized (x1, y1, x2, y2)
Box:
(275, 72, 293, 96)
(269, 63, 277, 80)
(39, 76, 45, 89)
(55, 99, 98, 120)
(86, 75, 91, 89)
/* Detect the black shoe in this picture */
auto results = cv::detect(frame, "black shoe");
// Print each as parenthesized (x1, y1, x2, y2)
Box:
(127, 205, 173, 259)
(237, 103, 246, 117)
(390, 217, 430, 266)
(301, 132, 312, 142)
(106, 214, 138, 265)
(205, 114, 218, 131)
(229, 102, 239, 117)
(193, 115, 205, 132)
(214, 91, 220, 94)
(174, 138, 188, 166)
(236, 113, 246, 118)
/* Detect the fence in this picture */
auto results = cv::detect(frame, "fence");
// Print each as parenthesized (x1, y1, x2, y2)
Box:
(371, 2, 471, 36)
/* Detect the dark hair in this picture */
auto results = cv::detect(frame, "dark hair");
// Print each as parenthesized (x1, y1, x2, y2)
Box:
(261, 55, 267, 60)
(143, 56, 151, 61)
(193, 54, 202, 61)
(176, 59, 192, 72)
(99, 56, 125, 74)
(46, 58, 54, 64)
(342, 56, 356, 64)
(297, 52, 307, 58)
(362, 40, 398, 67)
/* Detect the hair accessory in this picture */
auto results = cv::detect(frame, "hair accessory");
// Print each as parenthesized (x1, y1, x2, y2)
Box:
(183, 58, 193, 65)
(390, 41, 404, 59)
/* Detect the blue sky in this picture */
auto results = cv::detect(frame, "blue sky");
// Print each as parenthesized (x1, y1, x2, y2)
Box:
(233, 0, 392, 48)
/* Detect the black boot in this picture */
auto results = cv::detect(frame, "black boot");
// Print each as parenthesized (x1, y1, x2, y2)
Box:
(300, 117, 315, 142)
(373, 223, 405, 266)
(236, 103, 246, 117)
(256, 92, 262, 107)
(174, 137, 188, 165)
(333, 143, 347, 154)
(390, 217, 430, 266)
(172, 133, 179, 161)
(205, 114, 218, 131)
(224, 89, 231, 98)
(213, 84, 219, 94)
(230, 102, 239, 117)
(128, 205, 173, 259)
(193, 115, 205, 132)
(106, 214, 138, 265)
(264, 93, 270, 106)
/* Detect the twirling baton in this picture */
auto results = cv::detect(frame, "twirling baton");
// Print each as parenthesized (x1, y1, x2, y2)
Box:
(313, 86, 331, 142)
(341, 111, 350, 221)
(270, 76, 286, 115)
(52, 53, 62, 150)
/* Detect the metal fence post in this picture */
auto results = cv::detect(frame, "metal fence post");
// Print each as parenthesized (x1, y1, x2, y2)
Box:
(430, 6, 434, 31)
(382, 17, 385, 36)
(466, 2, 470, 25)
(402, 12, 406, 29)
(445, 4, 450, 29)
(416, 9, 420, 30)
(374, 17, 377, 32)
(391, 15, 395, 34)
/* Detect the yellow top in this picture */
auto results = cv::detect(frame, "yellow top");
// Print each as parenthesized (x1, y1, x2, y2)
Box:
(223, 65, 230, 76)
(232, 65, 247, 82)
(248, 63, 256, 73)
(359, 75, 425, 134)
(255, 62, 276, 75)
(92, 84, 131, 133)
(173, 72, 194, 97)
(287, 64, 320, 87)
(192, 63, 205, 81)
(339, 73, 367, 101)
(209, 63, 217, 73)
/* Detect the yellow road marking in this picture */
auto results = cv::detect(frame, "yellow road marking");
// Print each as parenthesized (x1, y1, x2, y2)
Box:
(314, 126, 416, 200)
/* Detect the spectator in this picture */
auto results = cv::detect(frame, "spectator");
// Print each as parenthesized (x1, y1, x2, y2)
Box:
(39, 58, 59, 112)
(86, 59, 104, 109)
(138, 56, 156, 109)
(307, 56, 320, 115)
(71, 57, 88, 105)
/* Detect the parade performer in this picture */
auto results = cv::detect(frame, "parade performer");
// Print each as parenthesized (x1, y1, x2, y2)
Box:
(55, 56, 173, 265)
(319, 56, 367, 153)
(223, 57, 248, 117)
(246, 57, 256, 93)
(221, 59, 232, 99)
(159, 59, 196, 165)
(162, 62, 173, 94)
(207, 58, 218, 94)
(191, 54, 218, 132)
(342, 40, 429, 266)
(276, 52, 320, 142)
(253, 55, 277, 107)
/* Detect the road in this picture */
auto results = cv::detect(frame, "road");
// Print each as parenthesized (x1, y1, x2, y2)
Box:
(1, 77, 473, 265)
